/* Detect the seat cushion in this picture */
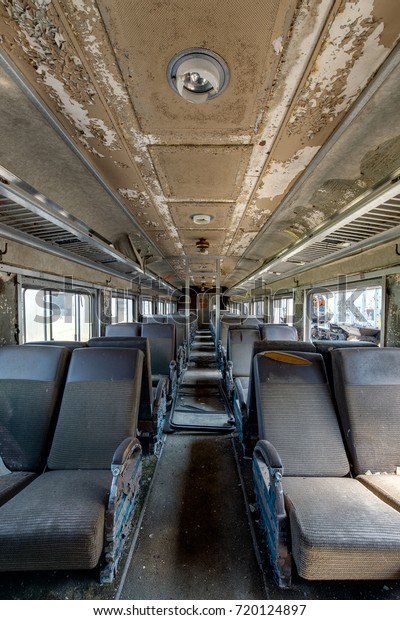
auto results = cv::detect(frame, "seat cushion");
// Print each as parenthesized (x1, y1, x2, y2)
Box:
(0, 469, 112, 571)
(283, 477, 400, 580)
(0, 471, 36, 507)
(357, 474, 400, 511)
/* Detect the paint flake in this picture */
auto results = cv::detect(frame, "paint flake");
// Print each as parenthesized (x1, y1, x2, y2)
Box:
(272, 36, 283, 55)
(289, 0, 387, 126)
(257, 146, 319, 200)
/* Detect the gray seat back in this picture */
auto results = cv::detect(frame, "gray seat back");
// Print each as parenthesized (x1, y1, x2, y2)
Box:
(260, 324, 298, 341)
(219, 316, 242, 351)
(0, 345, 70, 471)
(166, 315, 187, 357)
(141, 316, 166, 324)
(227, 327, 261, 378)
(332, 347, 400, 476)
(105, 323, 141, 337)
(48, 347, 143, 470)
(254, 350, 349, 477)
(242, 317, 260, 327)
(141, 322, 176, 375)
(25, 340, 87, 350)
(88, 337, 153, 420)
(314, 339, 377, 388)
(246, 340, 316, 426)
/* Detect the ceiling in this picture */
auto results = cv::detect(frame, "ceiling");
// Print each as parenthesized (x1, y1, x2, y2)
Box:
(0, 0, 399, 292)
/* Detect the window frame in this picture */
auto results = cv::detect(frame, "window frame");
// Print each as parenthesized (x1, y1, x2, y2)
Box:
(21, 285, 93, 343)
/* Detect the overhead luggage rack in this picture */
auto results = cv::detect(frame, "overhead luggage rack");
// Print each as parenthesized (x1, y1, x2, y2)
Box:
(0, 166, 173, 291)
(232, 173, 400, 292)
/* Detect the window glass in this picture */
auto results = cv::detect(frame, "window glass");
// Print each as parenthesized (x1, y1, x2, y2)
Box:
(111, 296, 134, 324)
(24, 288, 47, 341)
(311, 284, 382, 344)
(254, 299, 264, 317)
(23, 288, 92, 342)
(141, 298, 153, 316)
(273, 297, 294, 325)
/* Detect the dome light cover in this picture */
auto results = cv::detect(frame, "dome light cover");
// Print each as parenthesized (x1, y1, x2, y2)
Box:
(167, 48, 229, 104)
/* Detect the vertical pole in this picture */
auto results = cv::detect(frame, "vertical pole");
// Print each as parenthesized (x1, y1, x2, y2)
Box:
(215, 258, 221, 354)
(185, 258, 191, 346)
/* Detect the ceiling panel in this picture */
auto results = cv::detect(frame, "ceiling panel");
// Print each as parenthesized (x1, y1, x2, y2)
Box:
(97, 0, 294, 134)
(150, 145, 251, 200)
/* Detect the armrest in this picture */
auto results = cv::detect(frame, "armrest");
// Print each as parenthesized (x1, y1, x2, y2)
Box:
(225, 360, 234, 396)
(254, 439, 283, 475)
(112, 437, 141, 468)
(102, 437, 142, 583)
(234, 376, 247, 410)
(169, 359, 177, 378)
(218, 342, 227, 371)
(253, 439, 290, 587)
(153, 376, 168, 407)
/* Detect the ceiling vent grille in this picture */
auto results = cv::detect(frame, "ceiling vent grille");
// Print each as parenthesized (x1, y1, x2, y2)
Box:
(234, 176, 400, 292)
(274, 183, 400, 276)
(0, 169, 175, 292)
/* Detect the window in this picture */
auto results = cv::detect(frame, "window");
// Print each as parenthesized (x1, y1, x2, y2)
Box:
(23, 287, 91, 342)
(253, 299, 264, 317)
(228, 303, 241, 314)
(141, 298, 153, 316)
(310, 283, 382, 343)
(161, 299, 176, 314)
(111, 296, 134, 323)
(273, 297, 294, 325)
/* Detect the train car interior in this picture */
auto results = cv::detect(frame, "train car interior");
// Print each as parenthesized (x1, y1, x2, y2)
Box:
(0, 0, 400, 601)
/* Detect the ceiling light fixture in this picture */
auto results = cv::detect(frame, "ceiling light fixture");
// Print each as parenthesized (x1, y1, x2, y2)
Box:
(196, 238, 210, 254)
(191, 213, 213, 225)
(167, 48, 229, 104)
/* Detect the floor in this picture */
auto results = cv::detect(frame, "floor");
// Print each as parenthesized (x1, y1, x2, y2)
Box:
(118, 433, 266, 599)
(119, 328, 265, 599)
(0, 328, 399, 600)
(170, 329, 234, 430)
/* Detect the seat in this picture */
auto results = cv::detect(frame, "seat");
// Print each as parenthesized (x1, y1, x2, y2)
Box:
(260, 323, 298, 341)
(25, 340, 87, 349)
(252, 350, 400, 586)
(242, 316, 261, 327)
(217, 316, 244, 374)
(332, 347, 400, 511)
(140, 315, 166, 324)
(88, 336, 168, 455)
(313, 339, 377, 388)
(141, 322, 177, 402)
(234, 340, 316, 448)
(0, 345, 70, 506)
(224, 326, 261, 403)
(0, 347, 144, 583)
(166, 314, 189, 378)
(105, 322, 141, 337)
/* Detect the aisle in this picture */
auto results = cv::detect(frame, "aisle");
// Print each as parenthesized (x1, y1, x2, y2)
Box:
(170, 329, 234, 430)
(118, 433, 266, 599)
(118, 328, 266, 599)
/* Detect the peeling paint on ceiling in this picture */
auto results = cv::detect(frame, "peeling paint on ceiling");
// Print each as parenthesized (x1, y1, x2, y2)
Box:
(0, 0, 399, 289)
(257, 146, 320, 200)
